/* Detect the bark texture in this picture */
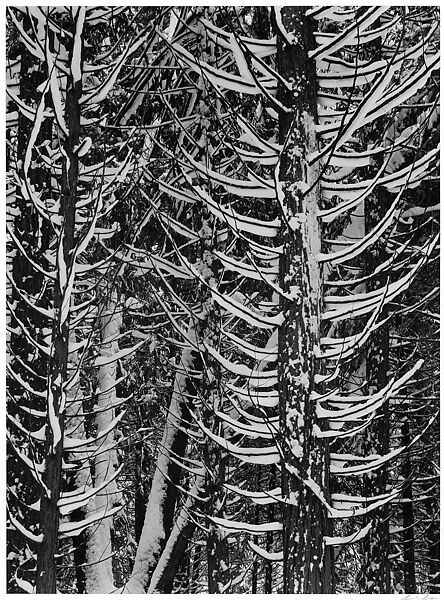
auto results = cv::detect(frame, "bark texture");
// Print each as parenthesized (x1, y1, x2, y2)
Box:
(35, 46, 82, 595)
(275, 6, 332, 594)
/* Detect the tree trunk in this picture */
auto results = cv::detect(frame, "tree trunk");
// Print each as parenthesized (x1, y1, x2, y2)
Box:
(426, 495, 439, 593)
(148, 475, 203, 593)
(275, 6, 332, 594)
(35, 34, 82, 595)
(125, 339, 196, 592)
(65, 331, 89, 593)
(359, 119, 392, 597)
(264, 466, 275, 594)
(84, 294, 122, 592)
(401, 420, 416, 593)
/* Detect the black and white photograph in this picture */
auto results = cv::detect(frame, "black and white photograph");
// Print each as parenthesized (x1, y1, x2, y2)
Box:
(6, 5, 440, 594)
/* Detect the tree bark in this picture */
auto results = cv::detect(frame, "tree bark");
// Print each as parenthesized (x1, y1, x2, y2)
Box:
(84, 294, 122, 593)
(125, 339, 196, 592)
(275, 6, 332, 594)
(148, 475, 203, 593)
(359, 109, 392, 597)
(401, 420, 416, 593)
(35, 33, 82, 595)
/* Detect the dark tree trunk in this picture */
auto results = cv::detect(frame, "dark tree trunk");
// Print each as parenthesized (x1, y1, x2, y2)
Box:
(206, 446, 230, 593)
(35, 33, 82, 595)
(275, 6, 333, 594)
(251, 502, 259, 594)
(426, 495, 440, 593)
(401, 420, 416, 593)
(264, 466, 275, 594)
(359, 113, 392, 598)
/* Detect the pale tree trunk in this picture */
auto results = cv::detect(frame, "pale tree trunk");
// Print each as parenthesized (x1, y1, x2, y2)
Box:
(275, 7, 333, 593)
(148, 474, 204, 593)
(124, 334, 196, 593)
(35, 31, 82, 595)
(84, 292, 122, 593)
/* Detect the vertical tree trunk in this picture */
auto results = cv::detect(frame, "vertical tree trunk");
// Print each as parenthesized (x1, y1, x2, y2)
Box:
(205, 447, 230, 593)
(84, 293, 122, 592)
(275, 7, 332, 594)
(264, 466, 275, 594)
(401, 420, 416, 593)
(65, 331, 89, 593)
(35, 31, 82, 594)
(360, 123, 392, 597)
(203, 341, 230, 594)
(425, 495, 440, 593)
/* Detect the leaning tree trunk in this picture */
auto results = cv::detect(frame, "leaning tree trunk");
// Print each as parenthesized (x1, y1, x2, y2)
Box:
(125, 334, 197, 593)
(275, 7, 332, 594)
(35, 32, 82, 595)
(148, 474, 203, 593)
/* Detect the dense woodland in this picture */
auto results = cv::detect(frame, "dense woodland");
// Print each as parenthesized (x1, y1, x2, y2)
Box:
(6, 5, 440, 594)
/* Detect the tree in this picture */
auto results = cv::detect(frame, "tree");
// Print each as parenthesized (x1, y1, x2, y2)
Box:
(7, 5, 439, 594)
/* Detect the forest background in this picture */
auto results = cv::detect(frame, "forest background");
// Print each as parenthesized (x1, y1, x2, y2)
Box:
(5, 4, 440, 595)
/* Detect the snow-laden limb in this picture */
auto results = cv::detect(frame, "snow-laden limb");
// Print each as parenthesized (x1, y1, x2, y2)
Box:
(221, 326, 278, 362)
(8, 511, 43, 543)
(204, 342, 278, 385)
(285, 464, 402, 519)
(317, 360, 423, 422)
(14, 574, 35, 594)
(331, 413, 437, 476)
(59, 469, 124, 516)
(80, 33, 148, 106)
(214, 408, 277, 440)
(248, 540, 283, 561)
(59, 504, 123, 538)
(214, 249, 278, 282)
(318, 190, 401, 265)
(323, 234, 438, 322)
(181, 147, 275, 198)
(193, 184, 280, 237)
(167, 36, 278, 97)
(314, 417, 374, 440)
(227, 382, 279, 409)
(209, 286, 284, 330)
(210, 515, 283, 535)
(225, 483, 281, 505)
(6, 364, 46, 398)
(310, 7, 388, 60)
(324, 522, 372, 546)
(93, 338, 146, 367)
(312, 53, 439, 166)
(7, 8, 45, 61)
(193, 413, 280, 465)
(317, 295, 389, 362)
(200, 17, 277, 58)
(307, 6, 358, 23)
